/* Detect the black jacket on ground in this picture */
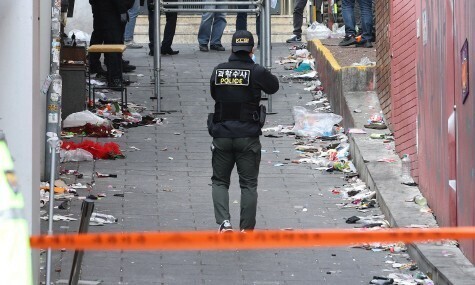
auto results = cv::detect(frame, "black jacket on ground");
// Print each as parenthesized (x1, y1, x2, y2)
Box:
(209, 53, 279, 138)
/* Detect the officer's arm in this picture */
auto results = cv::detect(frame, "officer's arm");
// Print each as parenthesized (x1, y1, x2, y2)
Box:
(210, 68, 217, 100)
(255, 67, 280, 95)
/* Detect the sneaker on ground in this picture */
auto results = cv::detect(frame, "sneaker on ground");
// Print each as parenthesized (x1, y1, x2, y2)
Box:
(210, 44, 225, 51)
(125, 40, 143, 49)
(219, 220, 233, 233)
(338, 35, 357, 46)
(286, 35, 302, 43)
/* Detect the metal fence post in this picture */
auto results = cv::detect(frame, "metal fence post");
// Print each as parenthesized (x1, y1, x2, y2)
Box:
(154, 0, 162, 112)
(69, 200, 95, 285)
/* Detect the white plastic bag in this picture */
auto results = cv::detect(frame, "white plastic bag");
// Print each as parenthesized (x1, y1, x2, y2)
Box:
(68, 29, 91, 42)
(63, 110, 108, 128)
(330, 25, 346, 38)
(291, 106, 343, 137)
(60, 148, 94, 162)
(306, 22, 332, 40)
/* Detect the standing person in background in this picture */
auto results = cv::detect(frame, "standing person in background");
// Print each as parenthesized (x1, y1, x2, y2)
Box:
(124, 0, 143, 48)
(338, 0, 374, 47)
(147, 0, 179, 56)
(235, 2, 261, 47)
(207, 30, 279, 233)
(197, 0, 227, 52)
(89, 0, 130, 87)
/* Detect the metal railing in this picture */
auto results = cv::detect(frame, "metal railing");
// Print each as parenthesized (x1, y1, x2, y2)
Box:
(153, 0, 274, 113)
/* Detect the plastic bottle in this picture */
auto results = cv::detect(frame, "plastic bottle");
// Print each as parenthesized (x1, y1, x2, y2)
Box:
(401, 154, 411, 181)
(90, 212, 117, 223)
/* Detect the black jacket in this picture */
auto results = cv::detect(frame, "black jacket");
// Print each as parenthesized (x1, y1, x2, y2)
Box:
(209, 53, 279, 138)
(90, 0, 129, 30)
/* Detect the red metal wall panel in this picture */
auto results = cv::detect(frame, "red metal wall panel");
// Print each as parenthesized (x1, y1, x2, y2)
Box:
(416, 0, 453, 229)
(390, 0, 418, 178)
(453, 0, 475, 263)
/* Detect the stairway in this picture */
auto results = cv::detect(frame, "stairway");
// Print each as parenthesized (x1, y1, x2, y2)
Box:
(134, 15, 308, 44)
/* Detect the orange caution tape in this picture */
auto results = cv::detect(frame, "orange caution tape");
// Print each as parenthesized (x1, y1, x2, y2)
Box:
(30, 227, 475, 251)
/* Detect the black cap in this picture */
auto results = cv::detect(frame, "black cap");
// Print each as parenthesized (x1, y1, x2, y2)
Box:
(232, 30, 255, 53)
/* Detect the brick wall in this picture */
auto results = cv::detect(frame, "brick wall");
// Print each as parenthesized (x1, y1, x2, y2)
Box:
(375, 0, 391, 127)
(390, 0, 418, 179)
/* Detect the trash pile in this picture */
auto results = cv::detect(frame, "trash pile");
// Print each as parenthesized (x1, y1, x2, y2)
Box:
(61, 140, 125, 161)
(270, 43, 435, 285)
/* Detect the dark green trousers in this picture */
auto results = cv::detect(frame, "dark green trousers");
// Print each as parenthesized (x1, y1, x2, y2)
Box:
(211, 137, 261, 230)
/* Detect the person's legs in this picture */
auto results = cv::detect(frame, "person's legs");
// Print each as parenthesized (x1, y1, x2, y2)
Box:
(198, 11, 214, 45)
(148, 3, 154, 51)
(89, 29, 103, 71)
(358, 0, 373, 42)
(161, 12, 178, 52)
(292, 0, 307, 37)
(124, 0, 140, 42)
(342, 0, 356, 36)
(210, 12, 227, 46)
(236, 0, 248, 31)
(234, 137, 261, 230)
(102, 27, 122, 82)
(211, 138, 236, 225)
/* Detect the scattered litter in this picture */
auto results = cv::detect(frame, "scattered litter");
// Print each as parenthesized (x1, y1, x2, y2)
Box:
(113, 194, 125, 197)
(96, 172, 118, 178)
(40, 214, 77, 221)
(348, 128, 367, 134)
(130, 146, 141, 151)
(352, 57, 376, 67)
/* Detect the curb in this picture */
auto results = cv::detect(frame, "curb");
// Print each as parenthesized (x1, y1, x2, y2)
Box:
(307, 39, 475, 285)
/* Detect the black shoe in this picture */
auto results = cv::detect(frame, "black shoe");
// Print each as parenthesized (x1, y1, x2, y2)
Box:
(286, 35, 302, 43)
(123, 64, 136, 73)
(210, 44, 225, 51)
(161, 48, 179, 55)
(122, 60, 130, 65)
(338, 35, 357, 46)
(148, 50, 154, 56)
(122, 79, 131, 86)
(355, 41, 374, 48)
(199, 44, 209, 52)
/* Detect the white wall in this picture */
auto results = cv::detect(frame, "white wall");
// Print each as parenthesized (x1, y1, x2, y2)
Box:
(0, 0, 44, 283)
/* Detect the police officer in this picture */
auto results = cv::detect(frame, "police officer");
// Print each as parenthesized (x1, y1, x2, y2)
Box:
(208, 30, 279, 233)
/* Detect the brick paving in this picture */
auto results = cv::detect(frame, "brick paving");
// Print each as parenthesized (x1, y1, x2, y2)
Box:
(41, 43, 410, 284)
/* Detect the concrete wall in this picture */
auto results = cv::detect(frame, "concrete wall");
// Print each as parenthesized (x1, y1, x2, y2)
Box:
(0, 0, 46, 283)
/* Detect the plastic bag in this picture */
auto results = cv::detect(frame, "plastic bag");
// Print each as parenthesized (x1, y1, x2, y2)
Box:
(330, 25, 346, 38)
(291, 106, 343, 137)
(68, 29, 91, 42)
(306, 22, 332, 40)
(60, 148, 94, 162)
(63, 110, 108, 128)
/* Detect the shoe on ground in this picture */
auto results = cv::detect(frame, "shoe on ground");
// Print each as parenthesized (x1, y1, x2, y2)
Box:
(286, 35, 302, 43)
(210, 44, 225, 51)
(122, 60, 130, 65)
(125, 40, 143, 49)
(123, 64, 136, 73)
(161, 48, 179, 55)
(148, 50, 154, 56)
(355, 41, 374, 48)
(218, 220, 233, 233)
(339, 35, 357, 46)
(199, 44, 209, 52)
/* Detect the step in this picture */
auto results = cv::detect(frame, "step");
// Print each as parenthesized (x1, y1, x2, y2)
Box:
(133, 15, 308, 44)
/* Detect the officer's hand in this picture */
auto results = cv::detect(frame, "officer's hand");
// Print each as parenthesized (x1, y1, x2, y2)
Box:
(120, 13, 128, 23)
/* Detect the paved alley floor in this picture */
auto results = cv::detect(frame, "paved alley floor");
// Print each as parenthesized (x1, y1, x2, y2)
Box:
(42, 43, 413, 285)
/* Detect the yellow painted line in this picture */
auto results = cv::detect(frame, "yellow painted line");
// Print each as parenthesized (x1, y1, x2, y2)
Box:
(310, 39, 375, 70)
(310, 39, 341, 71)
